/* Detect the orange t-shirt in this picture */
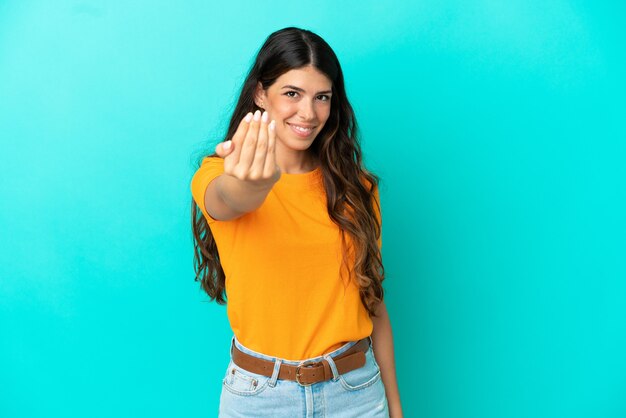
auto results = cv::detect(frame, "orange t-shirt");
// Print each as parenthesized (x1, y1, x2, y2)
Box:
(190, 156, 381, 360)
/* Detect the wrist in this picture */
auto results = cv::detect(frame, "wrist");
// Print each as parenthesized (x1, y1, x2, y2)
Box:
(217, 174, 274, 213)
(388, 400, 403, 418)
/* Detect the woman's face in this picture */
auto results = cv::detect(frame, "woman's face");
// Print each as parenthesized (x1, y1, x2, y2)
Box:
(254, 65, 332, 154)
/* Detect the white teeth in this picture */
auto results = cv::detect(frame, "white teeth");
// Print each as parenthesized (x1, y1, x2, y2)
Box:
(291, 124, 313, 133)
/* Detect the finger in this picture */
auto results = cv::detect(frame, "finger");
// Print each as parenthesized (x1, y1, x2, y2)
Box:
(235, 109, 261, 176)
(263, 119, 278, 178)
(249, 111, 269, 179)
(215, 140, 233, 158)
(224, 113, 252, 173)
(228, 112, 252, 165)
(231, 112, 253, 147)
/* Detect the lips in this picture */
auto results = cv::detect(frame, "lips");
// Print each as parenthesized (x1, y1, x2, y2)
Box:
(288, 123, 316, 137)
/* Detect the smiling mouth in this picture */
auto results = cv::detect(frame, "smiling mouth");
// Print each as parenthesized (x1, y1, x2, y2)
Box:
(288, 123, 316, 137)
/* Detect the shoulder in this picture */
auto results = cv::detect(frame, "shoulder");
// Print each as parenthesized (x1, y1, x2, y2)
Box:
(193, 156, 224, 179)
(201, 155, 224, 167)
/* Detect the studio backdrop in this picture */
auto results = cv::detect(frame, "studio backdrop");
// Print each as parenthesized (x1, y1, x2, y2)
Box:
(1, 1, 624, 417)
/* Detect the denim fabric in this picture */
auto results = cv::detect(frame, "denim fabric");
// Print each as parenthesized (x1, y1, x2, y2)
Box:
(218, 335, 389, 417)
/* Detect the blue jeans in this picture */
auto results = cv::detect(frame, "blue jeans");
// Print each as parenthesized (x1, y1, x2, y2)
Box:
(218, 335, 389, 417)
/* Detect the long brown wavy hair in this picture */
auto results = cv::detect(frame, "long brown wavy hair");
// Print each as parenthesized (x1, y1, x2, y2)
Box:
(191, 27, 385, 317)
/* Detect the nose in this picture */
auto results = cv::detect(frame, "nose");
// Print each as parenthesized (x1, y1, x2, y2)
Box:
(297, 99, 316, 122)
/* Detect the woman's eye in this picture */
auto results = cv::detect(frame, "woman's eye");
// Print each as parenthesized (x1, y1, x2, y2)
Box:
(284, 91, 330, 101)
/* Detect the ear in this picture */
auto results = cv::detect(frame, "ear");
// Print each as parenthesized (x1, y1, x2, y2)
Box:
(254, 82, 266, 109)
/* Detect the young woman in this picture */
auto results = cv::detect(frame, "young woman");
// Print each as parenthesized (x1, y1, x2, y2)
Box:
(191, 27, 403, 417)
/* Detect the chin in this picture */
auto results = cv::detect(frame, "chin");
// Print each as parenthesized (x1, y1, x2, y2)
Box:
(277, 133, 317, 151)
(285, 139, 315, 151)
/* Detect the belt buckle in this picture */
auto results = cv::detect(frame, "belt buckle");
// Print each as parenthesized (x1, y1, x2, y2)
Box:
(295, 359, 318, 387)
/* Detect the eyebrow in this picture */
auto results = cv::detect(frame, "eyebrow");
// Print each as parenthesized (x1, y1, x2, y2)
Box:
(281, 85, 333, 95)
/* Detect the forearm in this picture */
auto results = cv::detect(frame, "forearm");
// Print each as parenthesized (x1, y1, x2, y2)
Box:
(371, 301, 403, 418)
(215, 173, 275, 214)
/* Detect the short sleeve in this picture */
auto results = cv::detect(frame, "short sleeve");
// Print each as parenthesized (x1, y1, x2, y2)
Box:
(190, 156, 225, 223)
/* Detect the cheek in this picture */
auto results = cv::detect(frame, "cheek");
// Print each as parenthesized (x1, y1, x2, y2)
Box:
(268, 99, 295, 120)
(318, 107, 331, 124)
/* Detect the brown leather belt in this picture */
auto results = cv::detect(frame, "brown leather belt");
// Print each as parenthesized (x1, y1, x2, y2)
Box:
(231, 337, 371, 386)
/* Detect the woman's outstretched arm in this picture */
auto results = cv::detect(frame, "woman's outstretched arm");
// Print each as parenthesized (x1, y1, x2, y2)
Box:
(371, 300, 404, 418)
(206, 110, 281, 221)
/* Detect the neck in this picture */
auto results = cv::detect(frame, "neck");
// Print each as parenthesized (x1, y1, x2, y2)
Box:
(275, 143, 318, 174)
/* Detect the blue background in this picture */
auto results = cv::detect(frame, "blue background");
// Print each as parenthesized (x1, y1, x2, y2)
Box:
(1, 1, 625, 417)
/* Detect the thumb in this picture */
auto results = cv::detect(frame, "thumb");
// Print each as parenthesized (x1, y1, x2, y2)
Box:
(215, 140, 234, 158)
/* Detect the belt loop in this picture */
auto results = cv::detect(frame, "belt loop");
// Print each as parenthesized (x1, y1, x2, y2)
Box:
(268, 358, 282, 387)
(322, 354, 340, 382)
